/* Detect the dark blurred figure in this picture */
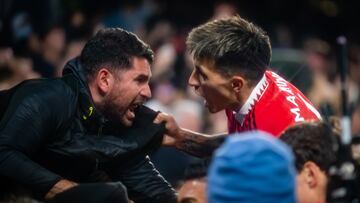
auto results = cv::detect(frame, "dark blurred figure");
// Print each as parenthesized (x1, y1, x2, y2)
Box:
(31, 25, 66, 77)
(0, 45, 40, 90)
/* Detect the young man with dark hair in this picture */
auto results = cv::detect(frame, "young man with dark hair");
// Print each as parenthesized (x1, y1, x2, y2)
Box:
(178, 160, 210, 203)
(280, 121, 338, 203)
(0, 28, 176, 202)
(156, 15, 321, 156)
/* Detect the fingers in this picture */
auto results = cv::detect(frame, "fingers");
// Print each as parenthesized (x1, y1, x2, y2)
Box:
(153, 112, 170, 124)
(154, 112, 181, 140)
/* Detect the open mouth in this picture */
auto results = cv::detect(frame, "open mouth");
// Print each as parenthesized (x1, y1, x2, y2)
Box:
(129, 103, 141, 113)
(125, 103, 142, 121)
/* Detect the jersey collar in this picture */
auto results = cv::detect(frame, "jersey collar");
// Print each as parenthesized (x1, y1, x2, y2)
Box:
(234, 72, 269, 124)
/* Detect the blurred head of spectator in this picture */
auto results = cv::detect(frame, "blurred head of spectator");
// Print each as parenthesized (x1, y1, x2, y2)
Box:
(212, 2, 237, 20)
(273, 24, 293, 48)
(208, 131, 296, 203)
(178, 160, 209, 203)
(38, 25, 66, 65)
(351, 98, 360, 135)
(145, 19, 177, 81)
(280, 121, 338, 203)
(303, 38, 335, 76)
(0, 43, 40, 90)
(349, 44, 360, 86)
(0, 47, 13, 65)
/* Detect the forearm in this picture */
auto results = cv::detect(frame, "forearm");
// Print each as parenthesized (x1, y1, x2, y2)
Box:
(0, 147, 62, 198)
(174, 129, 227, 157)
(45, 179, 78, 200)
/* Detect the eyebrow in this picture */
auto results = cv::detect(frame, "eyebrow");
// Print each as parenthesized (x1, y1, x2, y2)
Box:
(195, 65, 207, 77)
(135, 73, 151, 82)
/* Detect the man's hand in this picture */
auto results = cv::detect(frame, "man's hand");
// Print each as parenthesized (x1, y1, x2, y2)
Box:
(154, 113, 182, 146)
(154, 112, 226, 157)
(45, 179, 78, 200)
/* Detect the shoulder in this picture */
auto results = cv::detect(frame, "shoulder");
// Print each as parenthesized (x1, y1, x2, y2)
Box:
(9, 78, 77, 113)
(29, 78, 75, 100)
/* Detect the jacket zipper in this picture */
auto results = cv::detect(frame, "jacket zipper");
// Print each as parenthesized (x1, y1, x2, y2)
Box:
(96, 120, 104, 169)
(98, 124, 103, 137)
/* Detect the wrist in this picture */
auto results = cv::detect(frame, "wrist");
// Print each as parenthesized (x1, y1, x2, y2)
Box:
(45, 179, 77, 200)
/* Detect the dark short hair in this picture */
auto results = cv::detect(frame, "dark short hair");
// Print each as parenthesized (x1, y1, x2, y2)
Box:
(80, 28, 154, 79)
(186, 15, 271, 85)
(280, 121, 338, 173)
(184, 159, 210, 181)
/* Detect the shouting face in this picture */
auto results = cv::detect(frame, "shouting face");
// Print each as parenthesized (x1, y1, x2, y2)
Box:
(188, 59, 241, 113)
(98, 57, 152, 126)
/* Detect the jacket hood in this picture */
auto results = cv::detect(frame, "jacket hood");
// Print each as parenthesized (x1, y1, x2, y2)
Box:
(62, 57, 88, 90)
(61, 57, 104, 126)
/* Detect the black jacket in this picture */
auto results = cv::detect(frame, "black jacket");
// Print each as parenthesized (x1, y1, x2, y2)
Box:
(0, 58, 176, 202)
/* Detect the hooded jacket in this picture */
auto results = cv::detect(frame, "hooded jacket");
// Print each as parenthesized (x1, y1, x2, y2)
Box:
(0, 58, 176, 202)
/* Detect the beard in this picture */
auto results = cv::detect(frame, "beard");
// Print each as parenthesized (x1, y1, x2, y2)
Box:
(98, 94, 127, 126)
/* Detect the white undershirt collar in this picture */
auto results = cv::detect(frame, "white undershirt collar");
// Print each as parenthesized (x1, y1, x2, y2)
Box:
(234, 73, 269, 124)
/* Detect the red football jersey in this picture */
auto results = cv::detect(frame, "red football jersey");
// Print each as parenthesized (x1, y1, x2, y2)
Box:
(226, 71, 321, 137)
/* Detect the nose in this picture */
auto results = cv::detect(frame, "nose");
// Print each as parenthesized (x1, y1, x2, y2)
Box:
(141, 84, 152, 99)
(188, 70, 199, 89)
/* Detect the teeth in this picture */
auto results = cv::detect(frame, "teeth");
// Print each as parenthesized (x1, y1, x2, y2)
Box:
(129, 104, 140, 112)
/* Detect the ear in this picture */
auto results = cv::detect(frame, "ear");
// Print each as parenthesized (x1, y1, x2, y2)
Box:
(230, 75, 245, 93)
(95, 68, 115, 95)
(301, 161, 321, 188)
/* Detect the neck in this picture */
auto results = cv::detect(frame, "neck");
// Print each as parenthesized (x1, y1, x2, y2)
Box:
(88, 81, 102, 107)
(234, 74, 268, 114)
(232, 83, 255, 112)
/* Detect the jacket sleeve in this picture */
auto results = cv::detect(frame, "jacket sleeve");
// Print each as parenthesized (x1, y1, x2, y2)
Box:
(105, 154, 177, 203)
(0, 82, 73, 198)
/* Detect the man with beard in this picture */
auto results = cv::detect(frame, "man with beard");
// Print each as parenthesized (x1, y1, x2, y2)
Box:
(0, 28, 176, 203)
(156, 15, 321, 157)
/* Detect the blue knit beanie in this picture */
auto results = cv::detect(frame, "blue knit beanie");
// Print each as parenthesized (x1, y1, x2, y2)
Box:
(208, 131, 296, 203)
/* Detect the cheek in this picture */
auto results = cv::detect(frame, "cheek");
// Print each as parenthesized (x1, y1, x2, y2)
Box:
(117, 84, 135, 96)
(109, 88, 130, 106)
(106, 92, 125, 110)
(203, 84, 229, 102)
(296, 176, 309, 203)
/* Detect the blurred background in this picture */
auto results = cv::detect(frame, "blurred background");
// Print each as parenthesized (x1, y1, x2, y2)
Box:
(0, 0, 360, 189)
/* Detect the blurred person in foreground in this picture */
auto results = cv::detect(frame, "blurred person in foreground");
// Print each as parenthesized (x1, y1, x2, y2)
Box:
(155, 15, 321, 157)
(280, 121, 338, 203)
(0, 28, 176, 203)
(208, 131, 296, 203)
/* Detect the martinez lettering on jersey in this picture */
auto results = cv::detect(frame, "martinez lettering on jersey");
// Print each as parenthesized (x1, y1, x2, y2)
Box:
(272, 72, 305, 122)
(227, 71, 321, 136)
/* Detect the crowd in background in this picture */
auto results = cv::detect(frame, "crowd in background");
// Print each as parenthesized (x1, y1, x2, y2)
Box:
(1, 0, 360, 194)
